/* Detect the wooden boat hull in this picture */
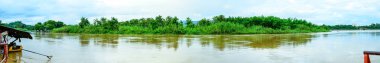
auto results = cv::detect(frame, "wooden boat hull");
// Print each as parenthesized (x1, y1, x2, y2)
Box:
(9, 45, 22, 52)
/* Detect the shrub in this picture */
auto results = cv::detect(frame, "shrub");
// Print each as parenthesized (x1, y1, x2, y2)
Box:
(153, 25, 184, 34)
(206, 22, 245, 34)
(52, 26, 82, 33)
(118, 26, 151, 34)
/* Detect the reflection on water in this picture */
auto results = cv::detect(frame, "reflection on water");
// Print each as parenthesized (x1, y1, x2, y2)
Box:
(34, 33, 65, 40)
(8, 30, 380, 63)
(209, 35, 308, 50)
(5, 52, 22, 63)
(79, 34, 119, 48)
(72, 34, 313, 50)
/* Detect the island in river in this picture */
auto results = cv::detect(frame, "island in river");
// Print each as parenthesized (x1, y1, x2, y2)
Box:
(1, 15, 330, 34)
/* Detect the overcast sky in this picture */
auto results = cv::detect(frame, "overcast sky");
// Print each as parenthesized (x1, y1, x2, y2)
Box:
(0, 0, 379, 25)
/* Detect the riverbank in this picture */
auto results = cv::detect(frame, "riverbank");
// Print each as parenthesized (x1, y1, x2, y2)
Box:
(51, 25, 329, 34)
(51, 15, 329, 34)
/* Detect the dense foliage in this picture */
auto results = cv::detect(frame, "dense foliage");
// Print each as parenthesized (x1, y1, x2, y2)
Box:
(4, 15, 379, 33)
(0, 20, 33, 31)
(326, 23, 380, 30)
(0, 20, 65, 32)
(34, 20, 65, 32)
(51, 15, 329, 34)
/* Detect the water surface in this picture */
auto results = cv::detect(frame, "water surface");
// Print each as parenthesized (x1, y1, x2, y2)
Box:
(8, 30, 380, 63)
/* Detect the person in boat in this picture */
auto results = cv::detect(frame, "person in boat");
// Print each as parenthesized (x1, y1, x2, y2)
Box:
(0, 25, 32, 52)
(0, 25, 42, 62)
(8, 38, 18, 49)
(8, 42, 15, 48)
(1, 31, 22, 52)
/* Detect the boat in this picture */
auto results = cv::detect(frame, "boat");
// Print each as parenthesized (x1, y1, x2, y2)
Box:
(8, 45, 22, 52)
(0, 25, 32, 63)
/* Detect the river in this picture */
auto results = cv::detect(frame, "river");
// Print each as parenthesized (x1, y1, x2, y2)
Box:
(7, 30, 380, 63)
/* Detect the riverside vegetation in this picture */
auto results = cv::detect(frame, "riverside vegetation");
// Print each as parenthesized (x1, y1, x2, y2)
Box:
(325, 24, 380, 30)
(52, 15, 330, 34)
(1, 15, 332, 34)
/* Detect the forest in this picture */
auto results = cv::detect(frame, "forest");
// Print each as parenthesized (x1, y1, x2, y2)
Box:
(0, 20, 65, 32)
(326, 24, 380, 30)
(1, 15, 332, 34)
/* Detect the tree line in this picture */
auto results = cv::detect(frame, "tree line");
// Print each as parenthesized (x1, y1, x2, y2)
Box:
(1, 15, 332, 34)
(0, 20, 65, 32)
(326, 24, 380, 30)
(52, 15, 329, 34)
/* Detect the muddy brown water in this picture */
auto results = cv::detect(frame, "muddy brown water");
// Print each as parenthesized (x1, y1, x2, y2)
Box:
(5, 30, 380, 63)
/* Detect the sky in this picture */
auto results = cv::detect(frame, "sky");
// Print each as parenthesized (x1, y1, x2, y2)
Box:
(0, 0, 380, 25)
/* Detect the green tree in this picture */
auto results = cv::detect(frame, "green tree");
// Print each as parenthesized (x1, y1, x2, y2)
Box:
(198, 18, 211, 26)
(43, 20, 66, 30)
(129, 19, 139, 26)
(55, 21, 65, 28)
(34, 22, 44, 31)
(368, 23, 380, 29)
(172, 16, 180, 25)
(43, 20, 57, 30)
(165, 16, 172, 25)
(94, 19, 101, 26)
(108, 17, 119, 30)
(0, 20, 3, 26)
(327, 25, 357, 30)
(155, 15, 164, 26)
(213, 15, 225, 22)
(185, 17, 194, 27)
(100, 17, 107, 26)
(79, 17, 90, 28)
(8, 21, 26, 28)
(51, 15, 330, 34)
